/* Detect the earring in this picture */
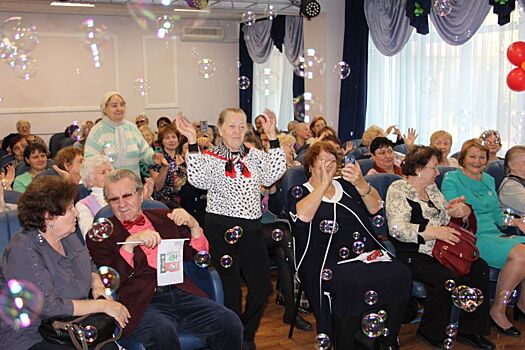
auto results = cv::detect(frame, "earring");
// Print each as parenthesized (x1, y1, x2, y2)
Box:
(47, 222, 54, 229)
(417, 172, 421, 178)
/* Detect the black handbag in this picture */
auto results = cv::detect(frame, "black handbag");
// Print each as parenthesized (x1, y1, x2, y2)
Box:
(38, 313, 121, 350)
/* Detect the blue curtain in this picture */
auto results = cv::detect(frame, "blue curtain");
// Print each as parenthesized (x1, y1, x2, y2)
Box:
(338, 0, 369, 141)
(238, 16, 304, 123)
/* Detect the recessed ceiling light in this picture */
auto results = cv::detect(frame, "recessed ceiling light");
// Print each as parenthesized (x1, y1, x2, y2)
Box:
(50, 2, 96, 8)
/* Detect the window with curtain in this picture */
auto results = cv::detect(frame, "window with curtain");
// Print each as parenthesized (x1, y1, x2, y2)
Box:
(252, 45, 294, 132)
(366, 11, 524, 155)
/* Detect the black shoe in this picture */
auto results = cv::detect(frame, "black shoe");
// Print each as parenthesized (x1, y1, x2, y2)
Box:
(513, 305, 525, 321)
(456, 334, 495, 350)
(283, 314, 313, 331)
(298, 305, 312, 314)
(242, 341, 256, 350)
(275, 295, 285, 306)
(490, 317, 521, 336)
(416, 331, 443, 349)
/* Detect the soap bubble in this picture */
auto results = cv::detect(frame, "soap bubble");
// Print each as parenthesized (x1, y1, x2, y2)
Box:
(256, 68, 279, 96)
(321, 268, 333, 281)
(155, 15, 175, 38)
(103, 142, 118, 163)
(0, 279, 43, 329)
(382, 328, 390, 337)
(241, 11, 256, 26)
(443, 337, 453, 350)
(194, 251, 211, 268)
(389, 224, 399, 238)
(98, 266, 120, 295)
(319, 220, 339, 234)
(271, 229, 284, 241)
(88, 218, 114, 242)
(237, 76, 250, 90)
(264, 5, 277, 20)
(361, 313, 385, 338)
(196, 58, 216, 79)
(294, 48, 324, 79)
(445, 323, 458, 338)
(377, 309, 387, 321)
(83, 325, 98, 343)
(364, 290, 378, 305)
(352, 231, 360, 240)
(81, 17, 109, 48)
(352, 241, 365, 254)
(339, 247, 350, 259)
(0, 17, 39, 52)
(127, 0, 160, 30)
(433, 0, 452, 17)
(186, 0, 209, 10)
(291, 186, 303, 198)
(133, 78, 151, 96)
(231, 226, 243, 239)
(444, 279, 456, 291)
(224, 229, 238, 244)
(293, 92, 323, 123)
(452, 285, 483, 312)
(220, 255, 233, 268)
(12, 53, 38, 80)
(333, 61, 351, 80)
(372, 215, 385, 228)
(315, 333, 331, 349)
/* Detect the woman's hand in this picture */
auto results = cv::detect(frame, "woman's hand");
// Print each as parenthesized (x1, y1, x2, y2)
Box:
(341, 162, 366, 187)
(1, 165, 15, 189)
(153, 152, 167, 166)
(52, 165, 72, 182)
(260, 109, 278, 139)
(197, 136, 212, 149)
(101, 300, 131, 328)
(142, 177, 154, 199)
(426, 226, 461, 245)
(446, 196, 471, 219)
(318, 159, 336, 189)
(175, 113, 197, 144)
(404, 128, 418, 145)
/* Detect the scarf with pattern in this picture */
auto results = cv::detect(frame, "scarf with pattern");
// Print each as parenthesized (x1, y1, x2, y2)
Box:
(204, 143, 251, 178)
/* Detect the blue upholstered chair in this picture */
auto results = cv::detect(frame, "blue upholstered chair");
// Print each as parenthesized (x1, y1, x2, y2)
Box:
(49, 132, 67, 158)
(394, 143, 409, 155)
(345, 146, 370, 160)
(280, 166, 307, 215)
(4, 190, 22, 205)
(485, 160, 505, 190)
(435, 166, 458, 190)
(0, 210, 21, 255)
(93, 199, 222, 350)
(357, 158, 374, 176)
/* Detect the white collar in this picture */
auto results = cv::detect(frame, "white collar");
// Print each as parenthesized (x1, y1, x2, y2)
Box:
(304, 179, 343, 203)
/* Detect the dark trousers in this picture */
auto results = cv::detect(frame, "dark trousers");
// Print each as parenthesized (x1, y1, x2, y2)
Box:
(400, 252, 491, 342)
(131, 287, 243, 350)
(205, 213, 272, 342)
(30, 341, 117, 349)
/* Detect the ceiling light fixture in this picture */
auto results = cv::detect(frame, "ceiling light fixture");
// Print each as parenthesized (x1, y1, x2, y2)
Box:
(300, 0, 321, 19)
(174, 8, 210, 13)
(50, 1, 95, 8)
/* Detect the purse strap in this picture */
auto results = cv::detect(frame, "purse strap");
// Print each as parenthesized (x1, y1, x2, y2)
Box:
(51, 315, 122, 350)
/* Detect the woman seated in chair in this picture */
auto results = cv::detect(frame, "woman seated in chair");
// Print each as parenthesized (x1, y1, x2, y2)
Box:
(479, 129, 503, 162)
(1, 176, 129, 350)
(430, 130, 459, 167)
(12, 143, 50, 193)
(442, 139, 525, 337)
(386, 145, 494, 349)
(498, 145, 525, 215)
(289, 141, 411, 350)
(366, 137, 403, 176)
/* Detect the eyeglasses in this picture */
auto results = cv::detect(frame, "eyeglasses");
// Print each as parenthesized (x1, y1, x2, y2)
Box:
(106, 189, 139, 205)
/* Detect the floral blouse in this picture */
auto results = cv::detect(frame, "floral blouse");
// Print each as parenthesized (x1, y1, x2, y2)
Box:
(385, 179, 450, 256)
(149, 149, 187, 203)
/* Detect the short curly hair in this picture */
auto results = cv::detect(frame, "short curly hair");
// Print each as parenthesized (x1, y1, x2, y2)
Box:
(401, 145, 440, 176)
(303, 141, 341, 178)
(18, 176, 77, 232)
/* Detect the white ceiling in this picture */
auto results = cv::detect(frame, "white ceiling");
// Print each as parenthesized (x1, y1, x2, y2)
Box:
(0, 0, 304, 20)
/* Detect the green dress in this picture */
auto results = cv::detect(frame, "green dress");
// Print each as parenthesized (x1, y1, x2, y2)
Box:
(441, 169, 525, 269)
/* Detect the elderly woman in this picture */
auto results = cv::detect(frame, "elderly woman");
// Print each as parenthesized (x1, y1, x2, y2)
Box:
(6, 134, 28, 168)
(149, 124, 186, 208)
(289, 141, 411, 349)
(54, 146, 84, 184)
(442, 139, 525, 336)
(13, 143, 49, 193)
(386, 145, 494, 349)
(479, 129, 503, 162)
(430, 130, 459, 167)
(84, 91, 162, 177)
(499, 145, 525, 215)
(176, 108, 286, 350)
(366, 137, 403, 176)
(0, 176, 129, 350)
(75, 154, 113, 237)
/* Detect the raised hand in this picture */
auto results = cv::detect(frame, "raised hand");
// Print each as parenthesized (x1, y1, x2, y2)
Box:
(174, 113, 197, 144)
(142, 177, 154, 200)
(404, 128, 418, 145)
(341, 161, 367, 188)
(260, 109, 277, 139)
(2, 165, 15, 188)
(152, 152, 167, 166)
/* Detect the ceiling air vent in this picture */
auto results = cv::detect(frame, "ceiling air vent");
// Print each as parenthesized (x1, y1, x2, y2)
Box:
(181, 26, 224, 42)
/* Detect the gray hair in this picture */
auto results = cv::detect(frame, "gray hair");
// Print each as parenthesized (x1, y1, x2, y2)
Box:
(16, 119, 30, 131)
(80, 155, 113, 189)
(103, 169, 143, 201)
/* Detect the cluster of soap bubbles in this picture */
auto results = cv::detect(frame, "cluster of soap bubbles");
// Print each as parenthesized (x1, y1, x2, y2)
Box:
(443, 323, 459, 350)
(98, 266, 120, 295)
(362, 311, 388, 338)
(0, 279, 43, 329)
(500, 289, 518, 305)
(88, 218, 114, 242)
(433, 0, 452, 16)
(81, 17, 109, 69)
(133, 77, 151, 96)
(293, 92, 323, 123)
(0, 17, 39, 80)
(450, 285, 484, 312)
(224, 226, 243, 245)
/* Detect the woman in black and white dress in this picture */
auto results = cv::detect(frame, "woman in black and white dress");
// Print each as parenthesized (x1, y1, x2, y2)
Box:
(176, 109, 286, 350)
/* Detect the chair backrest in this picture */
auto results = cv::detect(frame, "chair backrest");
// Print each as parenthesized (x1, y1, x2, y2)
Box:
(49, 132, 67, 158)
(183, 262, 224, 304)
(351, 138, 362, 149)
(0, 210, 21, 255)
(76, 184, 92, 203)
(357, 158, 374, 176)
(485, 160, 505, 190)
(364, 173, 402, 237)
(435, 166, 458, 190)
(346, 146, 369, 159)
(0, 154, 15, 170)
(394, 144, 409, 155)
(280, 166, 307, 214)
(4, 190, 22, 205)
(451, 151, 460, 160)
(94, 200, 169, 221)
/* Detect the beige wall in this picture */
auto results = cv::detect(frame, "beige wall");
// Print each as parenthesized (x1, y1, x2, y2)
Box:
(0, 12, 239, 140)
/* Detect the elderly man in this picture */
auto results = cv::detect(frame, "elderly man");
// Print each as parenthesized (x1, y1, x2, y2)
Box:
(87, 169, 243, 349)
(16, 119, 46, 145)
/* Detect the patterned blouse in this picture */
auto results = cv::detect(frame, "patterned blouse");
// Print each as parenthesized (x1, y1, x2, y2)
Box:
(149, 149, 187, 203)
(186, 141, 286, 220)
(385, 179, 451, 256)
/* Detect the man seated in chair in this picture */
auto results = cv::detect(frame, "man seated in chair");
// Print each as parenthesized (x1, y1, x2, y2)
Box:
(87, 169, 243, 350)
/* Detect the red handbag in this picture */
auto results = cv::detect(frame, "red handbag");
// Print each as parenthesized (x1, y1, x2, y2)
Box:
(432, 208, 479, 276)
